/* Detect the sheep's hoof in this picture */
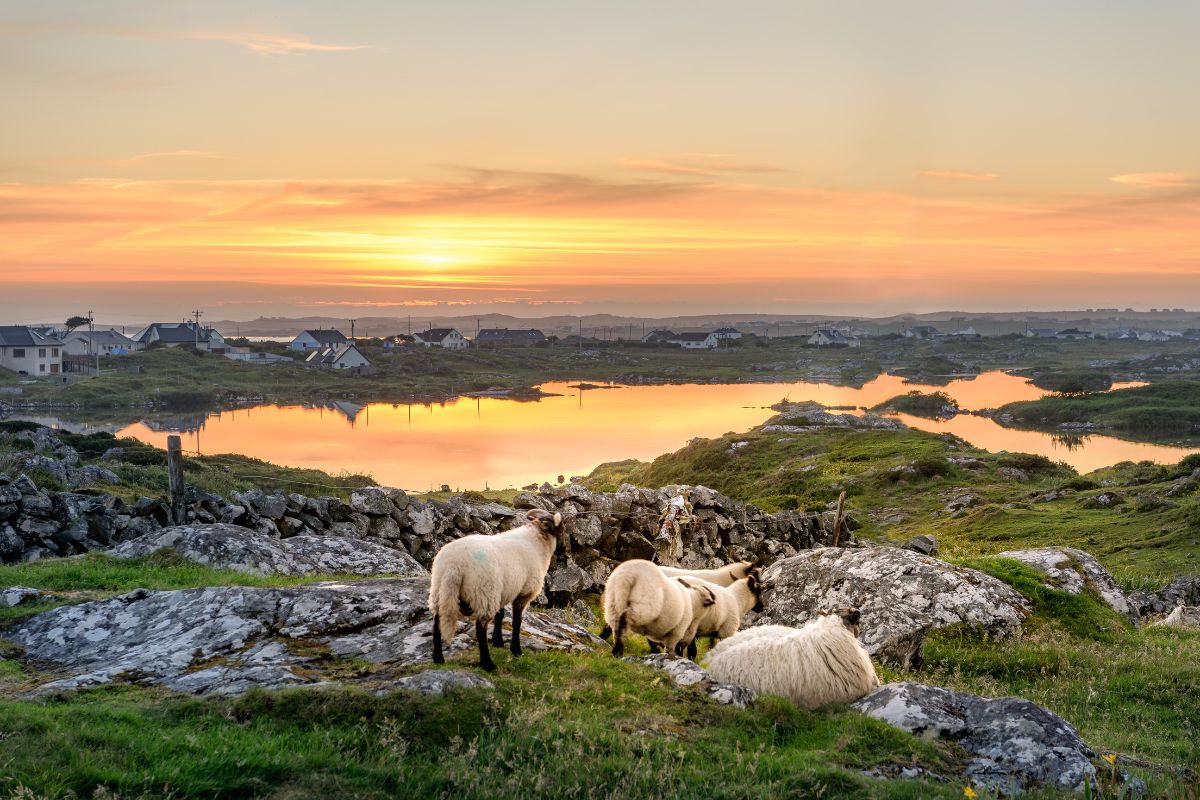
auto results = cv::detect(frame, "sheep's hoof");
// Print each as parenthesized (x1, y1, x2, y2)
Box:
(480, 660, 497, 673)
(432, 652, 445, 664)
(510, 646, 523, 657)
(491, 635, 505, 647)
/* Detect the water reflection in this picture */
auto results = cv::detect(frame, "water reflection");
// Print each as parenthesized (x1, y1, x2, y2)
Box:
(107, 372, 1197, 490)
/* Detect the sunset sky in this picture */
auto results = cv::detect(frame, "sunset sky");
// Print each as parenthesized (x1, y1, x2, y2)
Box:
(3, 0, 1199, 323)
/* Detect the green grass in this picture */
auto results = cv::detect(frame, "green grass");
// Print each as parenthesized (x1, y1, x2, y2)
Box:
(999, 381, 1200, 440)
(0, 652, 965, 800)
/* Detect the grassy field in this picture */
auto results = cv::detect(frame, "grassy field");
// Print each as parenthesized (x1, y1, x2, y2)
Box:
(584, 419, 1200, 584)
(1, 551, 1197, 798)
(998, 381, 1200, 439)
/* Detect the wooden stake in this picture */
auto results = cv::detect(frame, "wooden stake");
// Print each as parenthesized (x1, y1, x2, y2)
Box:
(167, 435, 187, 526)
(831, 490, 847, 547)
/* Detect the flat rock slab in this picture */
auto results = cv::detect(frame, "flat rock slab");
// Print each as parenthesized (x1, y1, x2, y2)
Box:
(108, 524, 427, 578)
(5, 577, 602, 696)
(854, 682, 1097, 795)
(629, 654, 757, 708)
(996, 547, 1137, 623)
(757, 547, 1030, 668)
(390, 669, 495, 696)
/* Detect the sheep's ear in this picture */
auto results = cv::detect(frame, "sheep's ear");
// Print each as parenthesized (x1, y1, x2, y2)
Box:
(677, 578, 693, 589)
(700, 586, 716, 606)
(552, 512, 562, 527)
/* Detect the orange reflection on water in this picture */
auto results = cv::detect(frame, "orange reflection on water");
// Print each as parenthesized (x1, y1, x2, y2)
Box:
(116, 374, 1191, 490)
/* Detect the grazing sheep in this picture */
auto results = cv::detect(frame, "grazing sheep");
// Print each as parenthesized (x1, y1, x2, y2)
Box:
(658, 561, 756, 587)
(429, 509, 566, 671)
(600, 560, 755, 640)
(603, 559, 717, 657)
(684, 571, 765, 660)
(705, 609, 880, 709)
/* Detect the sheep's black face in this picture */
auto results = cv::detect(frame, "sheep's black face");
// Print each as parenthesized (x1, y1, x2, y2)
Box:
(831, 607, 862, 637)
(733, 560, 755, 581)
(527, 509, 568, 554)
(747, 571, 765, 613)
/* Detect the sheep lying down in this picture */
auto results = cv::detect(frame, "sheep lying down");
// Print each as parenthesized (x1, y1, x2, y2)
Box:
(428, 509, 566, 672)
(705, 609, 880, 709)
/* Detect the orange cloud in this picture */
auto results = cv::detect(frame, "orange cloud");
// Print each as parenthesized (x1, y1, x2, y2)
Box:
(618, 155, 785, 177)
(184, 32, 369, 56)
(1110, 172, 1194, 188)
(919, 170, 999, 181)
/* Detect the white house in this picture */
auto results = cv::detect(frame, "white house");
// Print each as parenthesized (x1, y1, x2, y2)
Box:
(290, 329, 348, 351)
(712, 327, 743, 341)
(62, 329, 140, 357)
(641, 329, 677, 343)
(0, 326, 64, 376)
(133, 321, 226, 353)
(305, 343, 372, 371)
(808, 328, 861, 347)
(1135, 330, 1173, 342)
(413, 328, 469, 350)
(670, 332, 720, 349)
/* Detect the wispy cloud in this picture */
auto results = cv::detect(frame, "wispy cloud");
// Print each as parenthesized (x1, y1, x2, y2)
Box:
(185, 32, 368, 56)
(87, 150, 227, 166)
(919, 170, 999, 181)
(618, 154, 785, 177)
(1110, 172, 1194, 189)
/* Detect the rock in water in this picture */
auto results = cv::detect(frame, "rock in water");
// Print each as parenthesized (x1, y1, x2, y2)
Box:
(995, 547, 1138, 624)
(6, 578, 603, 696)
(107, 524, 427, 578)
(756, 547, 1030, 668)
(854, 682, 1097, 794)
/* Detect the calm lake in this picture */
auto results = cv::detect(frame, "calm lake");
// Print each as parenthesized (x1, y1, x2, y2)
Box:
(108, 372, 1196, 491)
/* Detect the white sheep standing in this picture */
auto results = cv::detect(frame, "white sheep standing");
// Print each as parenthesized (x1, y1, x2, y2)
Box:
(603, 559, 716, 657)
(600, 560, 755, 641)
(683, 571, 765, 660)
(705, 609, 880, 709)
(429, 508, 565, 671)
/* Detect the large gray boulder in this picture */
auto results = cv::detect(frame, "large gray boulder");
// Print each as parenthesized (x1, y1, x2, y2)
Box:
(853, 682, 1097, 794)
(756, 547, 1030, 668)
(107, 524, 427, 578)
(996, 547, 1138, 624)
(6, 578, 603, 696)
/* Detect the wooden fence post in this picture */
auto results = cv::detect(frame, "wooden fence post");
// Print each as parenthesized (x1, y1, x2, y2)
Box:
(167, 435, 187, 525)
(831, 490, 847, 547)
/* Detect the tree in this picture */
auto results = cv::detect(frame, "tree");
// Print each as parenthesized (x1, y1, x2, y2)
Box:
(64, 315, 90, 332)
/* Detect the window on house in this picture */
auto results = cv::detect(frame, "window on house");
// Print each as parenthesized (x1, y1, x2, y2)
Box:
(39, 364, 46, 372)
(39, 348, 46, 357)
(52, 348, 59, 356)
(13, 348, 25, 358)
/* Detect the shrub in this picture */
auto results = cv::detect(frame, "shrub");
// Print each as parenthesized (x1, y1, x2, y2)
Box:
(996, 453, 1058, 474)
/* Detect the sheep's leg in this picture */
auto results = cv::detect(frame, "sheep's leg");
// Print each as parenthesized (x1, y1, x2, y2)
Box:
(686, 639, 698, 661)
(599, 624, 612, 641)
(510, 594, 534, 657)
(475, 619, 496, 672)
(647, 640, 662, 654)
(611, 614, 627, 657)
(491, 609, 505, 647)
(432, 614, 445, 664)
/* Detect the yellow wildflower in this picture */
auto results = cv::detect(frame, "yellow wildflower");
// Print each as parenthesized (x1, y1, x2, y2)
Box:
(1102, 752, 1117, 765)
(963, 787, 978, 799)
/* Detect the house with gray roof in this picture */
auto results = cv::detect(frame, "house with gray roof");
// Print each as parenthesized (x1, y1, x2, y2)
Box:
(413, 328, 468, 349)
(290, 329, 348, 351)
(475, 328, 546, 346)
(132, 321, 226, 352)
(0, 326, 64, 376)
(62, 328, 141, 357)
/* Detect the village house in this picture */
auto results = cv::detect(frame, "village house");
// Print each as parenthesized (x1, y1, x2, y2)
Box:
(1023, 328, 1058, 338)
(61, 329, 140, 357)
(413, 328, 469, 350)
(902, 325, 940, 339)
(304, 343, 372, 372)
(133, 321, 226, 353)
(807, 328, 861, 347)
(0, 326, 64, 376)
(712, 327, 743, 341)
(289, 329, 348, 351)
(1135, 329, 1175, 342)
(670, 331, 720, 350)
(475, 328, 547, 347)
(640, 329, 677, 343)
(1055, 328, 1093, 340)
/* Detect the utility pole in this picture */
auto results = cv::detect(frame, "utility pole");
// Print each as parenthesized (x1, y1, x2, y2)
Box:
(348, 319, 357, 340)
(87, 311, 96, 376)
(192, 310, 202, 350)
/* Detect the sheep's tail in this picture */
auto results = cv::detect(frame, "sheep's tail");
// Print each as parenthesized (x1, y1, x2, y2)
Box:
(429, 561, 466, 643)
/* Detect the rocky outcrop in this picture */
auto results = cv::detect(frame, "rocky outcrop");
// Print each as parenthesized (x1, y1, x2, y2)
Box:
(995, 547, 1138, 623)
(1, 586, 46, 608)
(629, 654, 757, 708)
(108, 524, 427, 577)
(1151, 605, 1200, 628)
(1129, 576, 1200, 618)
(853, 682, 1097, 795)
(755, 547, 1031, 668)
(6, 578, 602, 696)
(391, 669, 495, 696)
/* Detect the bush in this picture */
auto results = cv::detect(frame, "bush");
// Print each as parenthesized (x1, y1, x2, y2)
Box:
(997, 453, 1058, 474)
(911, 456, 951, 478)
